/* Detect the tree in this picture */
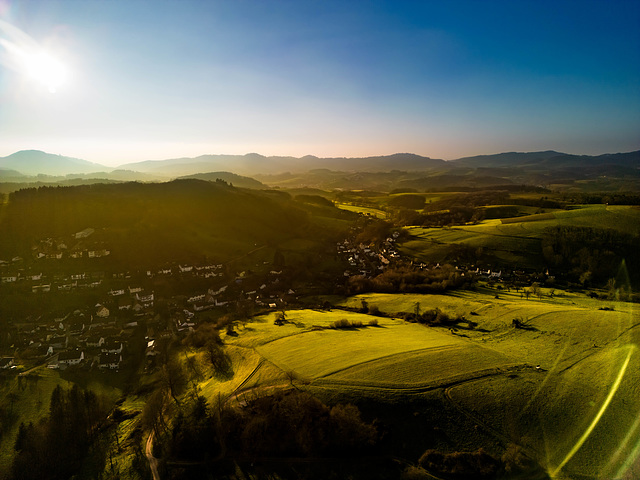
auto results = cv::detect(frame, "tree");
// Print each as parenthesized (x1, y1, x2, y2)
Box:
(207, 342, 232, 377)
(161, 357, 186, 405)
(274, 310, 287, 326)
(141, 389, 168, 437)
(531, 282, 540, 299)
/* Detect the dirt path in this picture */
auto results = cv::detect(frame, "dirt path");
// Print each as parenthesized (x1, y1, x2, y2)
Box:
(146, 432, 160, 480)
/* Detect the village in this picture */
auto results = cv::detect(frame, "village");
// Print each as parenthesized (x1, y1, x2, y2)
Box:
(0, 223, 556, 377)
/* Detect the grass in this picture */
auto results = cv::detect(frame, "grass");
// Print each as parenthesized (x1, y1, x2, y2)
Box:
(399, 204, 640, 267)
(335, 202, 387, 218)
(259, 289, 636, 477)
(255, 319, 466, 380)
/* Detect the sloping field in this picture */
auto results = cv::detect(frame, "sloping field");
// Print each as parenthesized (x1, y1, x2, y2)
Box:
(321, 343, 513, 387)
(446, 344, 639, 480)
(335, 203, 387, 218)
(400, 204, 640, 267)
(228, 310, 518, 393)
(255, 318, 466, 379)
(219, 289, 639, 478)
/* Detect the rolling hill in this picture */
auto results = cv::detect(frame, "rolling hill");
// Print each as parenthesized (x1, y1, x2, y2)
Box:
(0, 179, 353, 268)
(0, 150, 109, 176)
(118, 152, 448, 176)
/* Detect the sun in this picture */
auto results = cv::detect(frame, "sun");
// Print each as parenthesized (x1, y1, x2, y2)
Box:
(23, 50, 68, 93)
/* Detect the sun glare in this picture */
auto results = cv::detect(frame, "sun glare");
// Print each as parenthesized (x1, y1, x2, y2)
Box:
(24, 50, 68, 93)
(0, 19, 69, 94)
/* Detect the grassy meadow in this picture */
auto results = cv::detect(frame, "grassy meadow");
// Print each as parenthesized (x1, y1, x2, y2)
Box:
(399, 204, 640, 268)
(206, 286, 639, 479)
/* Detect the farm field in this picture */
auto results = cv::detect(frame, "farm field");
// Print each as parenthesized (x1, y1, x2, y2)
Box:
(335, 202, 387, 218)
(218, 288, 639, 479)
(399, 204, 640, 267)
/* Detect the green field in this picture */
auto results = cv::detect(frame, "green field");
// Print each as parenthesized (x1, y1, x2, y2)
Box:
(335, 202, 387, 218)
(399, 204, 640, 267)
(213, 287, 639, 479)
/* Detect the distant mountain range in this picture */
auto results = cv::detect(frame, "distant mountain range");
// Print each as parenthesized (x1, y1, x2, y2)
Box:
(1, 149, 638, 181)
(0, 150, 109, 176)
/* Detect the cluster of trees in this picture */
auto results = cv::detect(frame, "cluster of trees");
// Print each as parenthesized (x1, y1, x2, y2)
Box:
(354, 218, 396, 246)
(398, 306, 469, 328)
(390, 191, 512, 227)
(346, 264, 469, 294)
(561, 193, 640, 205)
(416, 444, 547, 480)
(183, 323, 232, 378)
(169, 395, 222, 461)
(388, 194, 426, 210)
(394, 206, 483, 227)
(161, 390, 377, 465)
(329, 318, 379, 328)
(223, 390, 377, 457)
(418, 448, 500, 479)
(541, 226, 639, 285)
(294, 194, 335, 207)
(12, 385, 109, 480)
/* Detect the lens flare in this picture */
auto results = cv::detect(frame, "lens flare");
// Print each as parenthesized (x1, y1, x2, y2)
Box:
(0, 18, 69, 93)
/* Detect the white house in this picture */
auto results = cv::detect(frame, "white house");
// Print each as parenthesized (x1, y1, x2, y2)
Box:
(102, 340, 123, 354)
(58, 349, 84, 366)
(74, 228, 95, 239)
(99, 352, 122, 369)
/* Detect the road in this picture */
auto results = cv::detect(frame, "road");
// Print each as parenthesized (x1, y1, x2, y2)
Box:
(146, 431, 160, 480)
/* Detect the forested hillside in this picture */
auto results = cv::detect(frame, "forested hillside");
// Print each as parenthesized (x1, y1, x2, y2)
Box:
(0, 180, 352, 268)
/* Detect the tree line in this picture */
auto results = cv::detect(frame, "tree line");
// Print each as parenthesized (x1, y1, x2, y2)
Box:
(12, 385, 109, 480)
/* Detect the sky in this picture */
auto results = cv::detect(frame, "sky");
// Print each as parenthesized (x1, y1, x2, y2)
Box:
(0, 0, 639, 166)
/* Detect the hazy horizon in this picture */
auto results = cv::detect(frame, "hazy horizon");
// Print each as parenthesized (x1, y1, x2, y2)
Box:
(1, 1, 639, 167)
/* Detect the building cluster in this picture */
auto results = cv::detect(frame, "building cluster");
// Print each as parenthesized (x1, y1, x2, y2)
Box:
(336, 231, 400, 278)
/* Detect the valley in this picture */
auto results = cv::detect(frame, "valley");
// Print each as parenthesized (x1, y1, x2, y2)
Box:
(0, 158, 638, 480)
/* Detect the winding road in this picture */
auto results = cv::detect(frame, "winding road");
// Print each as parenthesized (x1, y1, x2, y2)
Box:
(146, 432, 160, 480)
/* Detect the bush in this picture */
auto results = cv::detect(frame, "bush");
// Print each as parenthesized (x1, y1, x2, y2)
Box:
(330, 319, 363, 329)
(418, 448, 500, 479)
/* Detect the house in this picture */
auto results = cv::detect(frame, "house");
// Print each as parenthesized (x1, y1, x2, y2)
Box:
(95, 305, 110, 318)
(47, 334, 67, 354)
(118, 297, 133, 310)
(67, 319, 85, 335)
(208, 285, 228, 296)
(102, 340, 123, 354)
(58, 349, 84, 366)
(99, 352, 122, 370)
(0, 357, 15, 369)
(136, 291, 154, 306)
(74, 227, 95, 239)
(187, 294, 205, 304)
(145, 340, 160, 358)
(85, 336, 105, 348)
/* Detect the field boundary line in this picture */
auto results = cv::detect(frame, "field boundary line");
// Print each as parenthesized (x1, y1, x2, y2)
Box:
(312, 363, 533, 394)
(315, 344, 463, 380)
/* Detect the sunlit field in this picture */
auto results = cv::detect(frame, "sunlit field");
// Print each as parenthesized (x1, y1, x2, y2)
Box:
(213, 286, 639, 479)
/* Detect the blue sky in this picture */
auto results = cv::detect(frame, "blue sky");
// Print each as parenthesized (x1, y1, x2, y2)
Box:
(1, 0, 639, 165)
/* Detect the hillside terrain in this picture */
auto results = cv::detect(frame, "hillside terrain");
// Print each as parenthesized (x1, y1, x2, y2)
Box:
(2, 149, 639, 193)
(0, 156, 637, 480)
